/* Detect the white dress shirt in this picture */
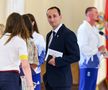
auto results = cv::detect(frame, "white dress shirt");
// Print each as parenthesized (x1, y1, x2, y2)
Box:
(48, 23, 62, 47)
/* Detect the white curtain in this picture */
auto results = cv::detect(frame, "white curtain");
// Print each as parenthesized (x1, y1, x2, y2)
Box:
(6, 0, 25, 18)
(94, 0, 105, 12)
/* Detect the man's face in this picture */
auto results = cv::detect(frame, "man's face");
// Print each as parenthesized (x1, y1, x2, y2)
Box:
(47, 9, 62, 29)
(88, 8, 99, 22)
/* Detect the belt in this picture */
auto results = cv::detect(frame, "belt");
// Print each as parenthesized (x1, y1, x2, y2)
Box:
(0, 70, 19, 74)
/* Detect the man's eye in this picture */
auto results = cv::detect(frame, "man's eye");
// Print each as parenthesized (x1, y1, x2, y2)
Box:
(48, 16, 51, 19)
(53, 15, 57, 18)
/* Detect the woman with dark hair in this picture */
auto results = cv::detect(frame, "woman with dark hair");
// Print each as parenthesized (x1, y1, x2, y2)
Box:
(26, 14, 39, 33)
(27, 13, 46, 90)
(0, 13, 33, 90)
(21, 15, 39, 90)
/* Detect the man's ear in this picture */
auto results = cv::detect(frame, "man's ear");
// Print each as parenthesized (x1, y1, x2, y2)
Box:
(60, 15, 62, 19)
(32, 21, 35, 26)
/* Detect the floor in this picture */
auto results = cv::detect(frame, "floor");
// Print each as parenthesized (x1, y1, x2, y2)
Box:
(41, 83, 108, 90)
(97, 79, 108, 90)
(41, 83, 78, 90)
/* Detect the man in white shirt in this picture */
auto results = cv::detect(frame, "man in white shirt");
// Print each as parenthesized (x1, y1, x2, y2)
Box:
(77, 7, 106, 90)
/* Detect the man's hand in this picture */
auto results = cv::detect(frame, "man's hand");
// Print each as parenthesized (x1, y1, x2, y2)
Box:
(105, 21, 108, 31)
(98, 45, 107, 54)
(48, 56, 56, 66)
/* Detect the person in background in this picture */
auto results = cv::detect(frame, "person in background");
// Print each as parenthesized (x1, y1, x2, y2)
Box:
(43, 6, 80, 90)
(27, 13, 46, 90)
(0, 24, 5, 38)
(21, 15, 39, 90)
(0, 13, 33, 90)
(77, 7, 107, 90)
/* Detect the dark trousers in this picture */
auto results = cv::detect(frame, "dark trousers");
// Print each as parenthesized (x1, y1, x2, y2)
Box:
(0, 72, 21, 90)
(45, 82, 72, 90)
(79, 68, 98, 90)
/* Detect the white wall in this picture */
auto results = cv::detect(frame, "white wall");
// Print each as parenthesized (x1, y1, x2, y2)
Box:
(45, 0, 95, 32)
(24, 0, 47, 37)
(6, 0, 25, 17)
(94, 0, 105, 12)
(0, 0, 6, 24)
(25, 0, 95, 37)
(0, 0, 96, 36)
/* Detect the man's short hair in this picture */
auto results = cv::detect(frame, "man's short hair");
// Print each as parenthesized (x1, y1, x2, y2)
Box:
(47, 6, 61, 15)
(85, 7, 97, 15)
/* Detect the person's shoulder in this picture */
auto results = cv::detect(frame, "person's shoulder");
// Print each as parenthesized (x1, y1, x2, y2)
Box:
(67, 30, 77, 40)
(78, 20, 89, 30)
(33, 32, 44, 40)
(37, 33, 43, 37)
(33, 32, 42, 37)
(46, 31, 52, 37)
(12, 36, 26, 48)
(14, 36, 26, 44)
(60, 25, 77, 42)
(77, 21, 90, 35)
(62, 24, 76, 36)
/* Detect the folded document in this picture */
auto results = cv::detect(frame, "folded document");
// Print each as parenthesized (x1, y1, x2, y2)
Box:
(45, 48, 63, 61)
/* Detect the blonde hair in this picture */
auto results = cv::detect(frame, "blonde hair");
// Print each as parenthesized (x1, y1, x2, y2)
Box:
(0, 24, 5, 34)
(0, 24, 5, 38)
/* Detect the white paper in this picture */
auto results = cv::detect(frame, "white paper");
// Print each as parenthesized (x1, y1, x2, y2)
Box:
(45, 48, 63, 61)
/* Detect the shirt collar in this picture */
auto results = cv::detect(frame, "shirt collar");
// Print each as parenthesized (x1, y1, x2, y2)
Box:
(83, 20, 96, 27)
(52, 23, 62, 33)
(5, 33, 11, 36)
